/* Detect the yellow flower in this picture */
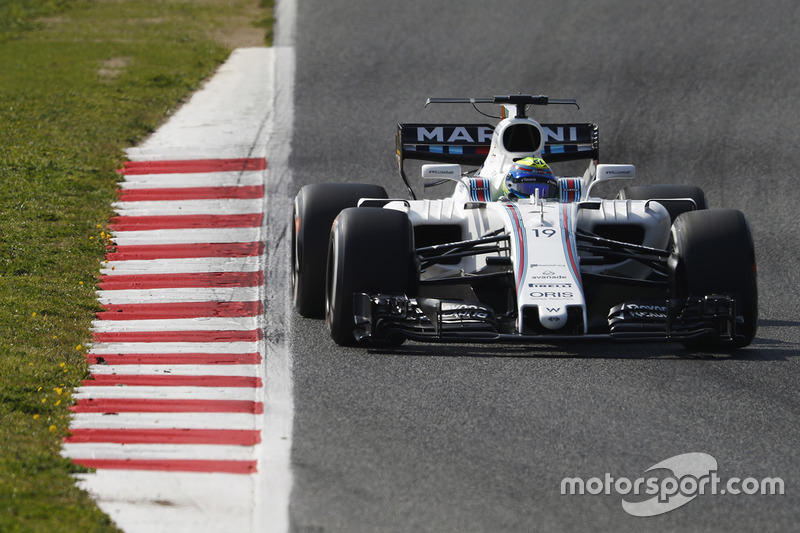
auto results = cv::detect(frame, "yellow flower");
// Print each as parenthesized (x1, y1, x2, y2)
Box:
(59, 362, 66, 368)
(55, 400, 61, 406)
(31, 312, 37, 318)
(54, 387, 63, 395)
(37, 386, 42, 392)
(75, 345, 82, 351)
(41, 398, 47, 403)
(48, 425, 57, 432)
(79, 281, 84, 285)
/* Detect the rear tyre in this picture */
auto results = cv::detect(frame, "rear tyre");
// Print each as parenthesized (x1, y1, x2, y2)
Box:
(619, 184, 708, 222)
(292, 183, 388, 317)
(669, 209, 758, 350)
(326, 207, 416, 346)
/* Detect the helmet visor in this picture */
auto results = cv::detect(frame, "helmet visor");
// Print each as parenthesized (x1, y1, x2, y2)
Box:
(512, 180, 558, 199)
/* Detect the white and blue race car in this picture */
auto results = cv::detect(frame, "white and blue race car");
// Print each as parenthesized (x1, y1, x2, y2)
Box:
(292, 95, 757, 350)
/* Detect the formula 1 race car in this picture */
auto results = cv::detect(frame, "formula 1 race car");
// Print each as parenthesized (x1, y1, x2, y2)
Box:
(292, 94, 757, 350)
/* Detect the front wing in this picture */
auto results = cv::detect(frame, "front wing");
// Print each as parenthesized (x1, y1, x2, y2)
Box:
(353, 293, 750, 345)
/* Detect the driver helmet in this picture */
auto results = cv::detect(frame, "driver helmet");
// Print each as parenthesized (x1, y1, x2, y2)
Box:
(502, 157, 557, 199)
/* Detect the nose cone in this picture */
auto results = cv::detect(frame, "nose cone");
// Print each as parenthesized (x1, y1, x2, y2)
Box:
(539, 306, 568, 330)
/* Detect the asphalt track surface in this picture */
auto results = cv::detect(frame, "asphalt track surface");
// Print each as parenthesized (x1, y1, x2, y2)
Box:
(286, 1, 800, 531)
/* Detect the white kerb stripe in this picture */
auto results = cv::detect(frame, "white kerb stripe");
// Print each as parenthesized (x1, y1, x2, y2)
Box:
(110, 227, 262, 246)
(69, 412, 259, 430)
(112, 199, 265, 217)
(92, 317, 260, 333)
(97, 287, 261, 304)
(101, 256, 265, 275)
(88, 341, 261, 354)
(61, 443, 257, 462)
(119, 171, 264, 189)
(72, 386, 259, 401)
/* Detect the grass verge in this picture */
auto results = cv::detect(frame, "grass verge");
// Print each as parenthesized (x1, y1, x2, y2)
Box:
(0, 0, 271, 530)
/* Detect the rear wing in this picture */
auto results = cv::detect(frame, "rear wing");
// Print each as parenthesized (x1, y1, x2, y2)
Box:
(396, 122, 599, 167)
(395, 122, 598, 199)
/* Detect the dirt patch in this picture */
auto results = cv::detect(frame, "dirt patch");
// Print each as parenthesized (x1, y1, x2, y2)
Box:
(211, 4, 270, 49)
(38, 1, 270, 50)
(98, 56, 132, 79)
(214, 25, 267, 49)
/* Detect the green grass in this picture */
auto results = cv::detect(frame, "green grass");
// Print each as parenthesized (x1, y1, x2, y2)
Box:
(0, 0, 271, 530)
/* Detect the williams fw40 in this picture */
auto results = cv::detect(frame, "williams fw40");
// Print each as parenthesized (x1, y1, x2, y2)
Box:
(292, 94, 757, 350)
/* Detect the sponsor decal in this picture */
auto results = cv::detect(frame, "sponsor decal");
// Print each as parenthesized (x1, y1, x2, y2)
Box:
(426, 169, 457, 176)
(403, 123, 595, 148)
(530, 273, 569, 280)
(542, 126, 580, 143)
(623, 303, 667, 319)
(440, 302, 490, 321)
(468, 178, 491, 202)
(529, 291, 574, 299)
(415, 126, 494, 144)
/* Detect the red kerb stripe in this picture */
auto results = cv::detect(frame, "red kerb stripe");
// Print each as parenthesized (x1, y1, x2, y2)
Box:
(65, 428, 261, 445)
(70, 458, 257, 474)
(99, 272, 264, 290)
(117, 185, 264, 202)
(119, 158, 267, 175)
(106, 242, 265, 260)
(109, 214, 263, 231)
(97, 301, 263, 320)
(82, 375, 262, 387)
(71, 398, 264, 414)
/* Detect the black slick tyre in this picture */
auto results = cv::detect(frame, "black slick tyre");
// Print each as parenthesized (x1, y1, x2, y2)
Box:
(326, 207, 416, 346)
(292, 183, 387, 317)
(669, 209, 758, 350)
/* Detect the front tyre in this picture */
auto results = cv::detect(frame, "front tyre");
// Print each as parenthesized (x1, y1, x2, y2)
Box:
(292, 183, 388, 317)
(326, 207, 416, 346)
(669, 209, 758, 350)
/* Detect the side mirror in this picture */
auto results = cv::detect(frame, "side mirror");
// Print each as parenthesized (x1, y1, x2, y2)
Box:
(586, 164, 635, 198)
(421, 164, 462, 190)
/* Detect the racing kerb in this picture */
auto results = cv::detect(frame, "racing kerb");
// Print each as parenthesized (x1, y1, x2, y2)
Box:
(60, 48, 291, 532)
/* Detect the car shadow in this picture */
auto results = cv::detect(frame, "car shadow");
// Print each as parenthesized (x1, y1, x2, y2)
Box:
(364, 318, 800, 362)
